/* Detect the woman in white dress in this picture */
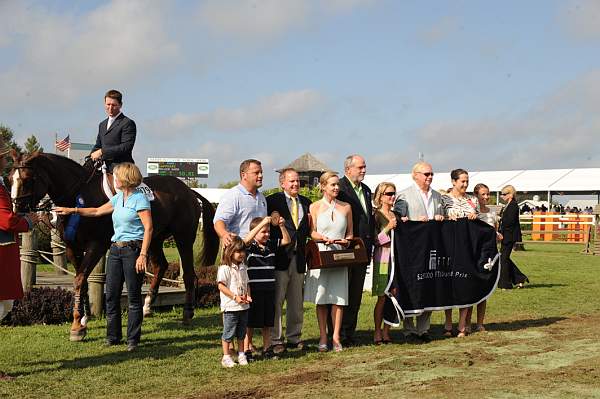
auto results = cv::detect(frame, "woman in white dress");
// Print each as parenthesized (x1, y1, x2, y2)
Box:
(304, 171, 353, 352)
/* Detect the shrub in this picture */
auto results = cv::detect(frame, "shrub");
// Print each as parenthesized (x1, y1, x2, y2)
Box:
(2, 287, 73, 326)
(195, 279, 219, 308)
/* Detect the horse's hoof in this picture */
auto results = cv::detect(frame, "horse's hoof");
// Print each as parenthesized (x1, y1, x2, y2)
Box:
(69, 328, 87, 342)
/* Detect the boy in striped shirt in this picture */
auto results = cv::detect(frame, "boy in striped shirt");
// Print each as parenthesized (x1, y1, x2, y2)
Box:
(243, 215, 290, 360)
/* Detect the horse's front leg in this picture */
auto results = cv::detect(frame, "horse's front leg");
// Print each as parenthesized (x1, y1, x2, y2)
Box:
(143, 244, 168, 317)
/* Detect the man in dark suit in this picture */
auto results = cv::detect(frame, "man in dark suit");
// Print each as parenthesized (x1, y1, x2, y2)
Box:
(91, 89, 136, 172)
(337, 154, 374, 345)
(266, 168, 311, 352)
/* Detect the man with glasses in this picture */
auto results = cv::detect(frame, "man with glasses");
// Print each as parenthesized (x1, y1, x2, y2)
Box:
(393, 161, 445, 342)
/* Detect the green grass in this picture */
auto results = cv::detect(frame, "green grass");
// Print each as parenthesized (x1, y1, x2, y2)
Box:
(2, 243, 600, 398)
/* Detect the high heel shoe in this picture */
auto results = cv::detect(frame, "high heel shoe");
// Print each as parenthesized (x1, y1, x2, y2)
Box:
(317, 343, 329, 353)
(332, 342, 343, 352)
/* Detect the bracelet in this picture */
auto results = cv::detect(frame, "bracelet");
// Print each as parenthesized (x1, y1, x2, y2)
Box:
(140, 253, 147, 257)
(74, 208, 78, 215)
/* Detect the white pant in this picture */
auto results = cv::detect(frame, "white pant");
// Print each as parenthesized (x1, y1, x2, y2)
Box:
(403, 311, 432, 336)
(0, 300, 14, 321)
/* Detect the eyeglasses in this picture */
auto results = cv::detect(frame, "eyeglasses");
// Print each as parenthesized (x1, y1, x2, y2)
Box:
(383, 192, 396, 196)
(417, 172, 434, 177)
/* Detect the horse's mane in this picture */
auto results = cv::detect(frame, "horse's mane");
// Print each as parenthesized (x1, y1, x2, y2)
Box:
(25, 152, 88, 180)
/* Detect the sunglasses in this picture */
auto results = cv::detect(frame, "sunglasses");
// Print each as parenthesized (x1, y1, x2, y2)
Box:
(418, 172, 434, 177)
(383, 192, 396, 196)
(500, 192, 510, 196)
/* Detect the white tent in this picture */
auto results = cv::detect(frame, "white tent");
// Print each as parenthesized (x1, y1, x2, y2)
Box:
(364, 168, 600, 203)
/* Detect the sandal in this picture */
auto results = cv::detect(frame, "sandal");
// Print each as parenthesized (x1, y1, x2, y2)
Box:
(457, 330, 467, 338)
(333, 342, 343, 352)
(318, 343, 329, 353)
(443, 327, 453, 337)
(382, 338, 392, 344)
(475, 325, 486, 333)
(373, 339, 383, 346)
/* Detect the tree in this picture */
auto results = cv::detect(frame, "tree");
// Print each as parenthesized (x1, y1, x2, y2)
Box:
(24, 135, 44, 155)
(218, 180, 238, 189)
(0, 124, 22, 180)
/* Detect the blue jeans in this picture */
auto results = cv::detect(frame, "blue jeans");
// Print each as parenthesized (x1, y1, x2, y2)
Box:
(222, 310, 248, 342)
(106, 245, 144, 345)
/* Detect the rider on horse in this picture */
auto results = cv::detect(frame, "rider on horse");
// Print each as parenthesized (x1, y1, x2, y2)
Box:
(90, 89, 136, 173)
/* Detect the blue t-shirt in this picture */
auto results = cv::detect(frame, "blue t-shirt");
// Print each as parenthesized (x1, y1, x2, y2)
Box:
(109, 191, 151, 242)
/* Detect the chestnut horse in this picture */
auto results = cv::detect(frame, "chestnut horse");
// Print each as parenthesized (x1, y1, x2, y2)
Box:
(10, 152, 219, 341)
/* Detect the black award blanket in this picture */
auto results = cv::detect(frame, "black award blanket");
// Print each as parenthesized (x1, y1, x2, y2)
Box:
(384, 218, 500, 326)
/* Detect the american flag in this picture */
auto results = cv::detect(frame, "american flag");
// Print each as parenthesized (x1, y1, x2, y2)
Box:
(55, 135, 70, 151)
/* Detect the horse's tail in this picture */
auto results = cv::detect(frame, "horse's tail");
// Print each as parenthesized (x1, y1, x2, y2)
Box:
(192, 191, 219, 267)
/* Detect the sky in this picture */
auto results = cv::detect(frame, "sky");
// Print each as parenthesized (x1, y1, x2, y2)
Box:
(1, 0, 600, 188)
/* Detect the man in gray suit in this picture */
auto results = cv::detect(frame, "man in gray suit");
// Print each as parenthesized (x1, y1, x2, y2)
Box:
(91, 89, 136, 173)
(393, 161, 445, 343)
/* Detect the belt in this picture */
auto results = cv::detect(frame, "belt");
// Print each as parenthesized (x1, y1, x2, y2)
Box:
(111, 240, 142, 248)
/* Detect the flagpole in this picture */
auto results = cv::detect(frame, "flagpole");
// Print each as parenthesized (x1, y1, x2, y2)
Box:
(54, 132, 57, 155)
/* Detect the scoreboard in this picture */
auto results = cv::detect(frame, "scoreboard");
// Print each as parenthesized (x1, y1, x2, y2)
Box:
(146, 158, 209, 178)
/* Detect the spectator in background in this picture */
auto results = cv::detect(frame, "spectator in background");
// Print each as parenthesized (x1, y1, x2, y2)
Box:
(498, 185, 529, 290)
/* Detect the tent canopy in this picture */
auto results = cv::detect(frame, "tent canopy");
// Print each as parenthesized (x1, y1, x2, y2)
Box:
(364, 168, 600, 193)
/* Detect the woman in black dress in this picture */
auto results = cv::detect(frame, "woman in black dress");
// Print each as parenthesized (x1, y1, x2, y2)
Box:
(498, 185, 529, 289)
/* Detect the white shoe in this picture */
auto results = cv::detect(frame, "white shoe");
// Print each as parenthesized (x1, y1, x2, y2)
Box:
(237, 352, 248, 366)
(221, 355, 236, 368)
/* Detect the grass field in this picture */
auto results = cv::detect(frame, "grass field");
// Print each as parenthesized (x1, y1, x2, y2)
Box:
(2, 243, 600, 398)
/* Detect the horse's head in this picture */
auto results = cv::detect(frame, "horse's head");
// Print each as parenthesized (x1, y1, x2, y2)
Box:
(9, 150, 50, 213)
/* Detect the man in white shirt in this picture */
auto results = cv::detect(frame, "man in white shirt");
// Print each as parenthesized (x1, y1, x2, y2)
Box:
(393, 161, 445, 342)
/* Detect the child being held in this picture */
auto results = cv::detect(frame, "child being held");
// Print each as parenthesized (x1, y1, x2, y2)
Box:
(217, 236, 252, 368)
(243, 214, 290, 361)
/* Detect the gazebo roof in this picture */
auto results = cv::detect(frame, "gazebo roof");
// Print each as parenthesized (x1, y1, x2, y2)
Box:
(277, 153, 332, 173)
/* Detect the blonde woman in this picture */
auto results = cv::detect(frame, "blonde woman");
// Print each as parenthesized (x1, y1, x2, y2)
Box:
(371, 182, 397, 344)
(304, 171, 353, 352)
(498, 185, 529, 289)
(465, 183, 496, 332)
(56, 163, 152, 351)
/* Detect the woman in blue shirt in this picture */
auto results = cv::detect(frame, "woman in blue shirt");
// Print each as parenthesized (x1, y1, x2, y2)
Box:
(56, 163, 152, 351)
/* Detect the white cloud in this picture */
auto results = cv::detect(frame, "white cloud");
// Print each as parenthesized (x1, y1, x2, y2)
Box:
(418, 15, 461, 45)
(560, 0, 600, 41)
(196, 0, 378, 42)
(152, 89, 324, 135)
(406, 70, 600, 171)
(0, 1, 178, 109)
(197, 0, 309, 41)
